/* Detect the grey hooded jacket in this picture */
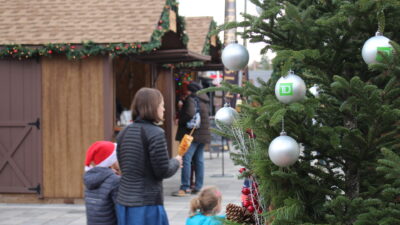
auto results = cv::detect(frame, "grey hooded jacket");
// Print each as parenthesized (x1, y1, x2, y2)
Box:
(83, 167, 120, 225)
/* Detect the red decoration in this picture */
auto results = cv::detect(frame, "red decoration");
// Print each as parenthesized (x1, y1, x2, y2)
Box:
(246, 128, 256, 138)
(115, 46, 120, 50)
(243, 200, 252, 208)
(239, 167, 246, 173)
(70, 45, 76, 49)
(241, 187, 250, 195)
(13, 49, 18, 53)
(247, 205, 255, 213)
(137, 44, 141, 48)
(252, 182, 259, 190)
(47, 50, 52, 54)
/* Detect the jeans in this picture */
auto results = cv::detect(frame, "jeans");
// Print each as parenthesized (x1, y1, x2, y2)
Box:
(180, 142, 204, 191)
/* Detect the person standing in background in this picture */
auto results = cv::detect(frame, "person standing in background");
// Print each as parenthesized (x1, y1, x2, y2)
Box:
(173, 82, 211, 197)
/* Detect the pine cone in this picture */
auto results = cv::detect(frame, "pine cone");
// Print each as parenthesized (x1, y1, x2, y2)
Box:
(226, 203, 245, 223)
(242, 207, 256, 224)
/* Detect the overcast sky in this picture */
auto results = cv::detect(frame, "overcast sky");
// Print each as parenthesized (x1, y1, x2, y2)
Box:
(178, 0, 269, 63)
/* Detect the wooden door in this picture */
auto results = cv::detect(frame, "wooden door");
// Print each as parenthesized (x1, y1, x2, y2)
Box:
(0, 59, 42, 195)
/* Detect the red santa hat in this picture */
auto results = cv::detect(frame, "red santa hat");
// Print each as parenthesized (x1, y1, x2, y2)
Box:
(84, 141, 117, 171)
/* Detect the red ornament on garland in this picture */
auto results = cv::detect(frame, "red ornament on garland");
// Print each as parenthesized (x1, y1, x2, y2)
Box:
(13, 49, 18, 53)
(246, 128, 256, 138)
(70, 45, 76, 49)
(247, 205, 255, 213)
(243, 200, 251, 208)
(241, 187, 250, 195)
(239, 167, 246, 173)
(47, 50, 52, 54)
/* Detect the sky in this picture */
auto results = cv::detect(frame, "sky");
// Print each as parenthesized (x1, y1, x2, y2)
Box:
(178, 0, 269, 64)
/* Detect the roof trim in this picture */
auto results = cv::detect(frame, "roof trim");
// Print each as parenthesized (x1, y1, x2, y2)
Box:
(179, 63, 224, 71)
(134, 49, 211, 63)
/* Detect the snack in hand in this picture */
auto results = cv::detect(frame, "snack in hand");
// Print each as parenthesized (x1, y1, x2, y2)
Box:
(178, 134, 194, 156)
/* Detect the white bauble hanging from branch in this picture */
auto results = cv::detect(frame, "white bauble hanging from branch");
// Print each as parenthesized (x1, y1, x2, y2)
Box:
(221, 43, 249, 71)
(274, 70, 306, 104)
(215, 103, 239, 129)
(361, 31, 392, 65)
(268, 132, 300, 167)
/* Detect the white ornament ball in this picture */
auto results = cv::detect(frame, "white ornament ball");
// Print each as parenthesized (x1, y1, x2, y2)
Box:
(221, 43, 249, 71)
(268, 133, 300, 167)
(215, 104, 239, 129)
(361, 32, 392, 65)
(275, 71, 306, 104)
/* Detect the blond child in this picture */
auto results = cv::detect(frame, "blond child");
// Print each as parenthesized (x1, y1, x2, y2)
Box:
(186, 186, 225, 225)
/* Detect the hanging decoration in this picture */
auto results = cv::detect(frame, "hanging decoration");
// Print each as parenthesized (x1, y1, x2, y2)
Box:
(221, 43, 249, 71)
(268, 131, 300, 167)
(361, 3, 392, 65)
(215, 103, 239, 129)
(361, 31, 392, 64)
(274, 70, 306, 104)
(268, 117, 300, 167)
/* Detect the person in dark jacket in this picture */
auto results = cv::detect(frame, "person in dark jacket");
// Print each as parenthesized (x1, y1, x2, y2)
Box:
(173, 82, 211, 197)
(116, 87, 182, 225)
(83, 141, 120, 225)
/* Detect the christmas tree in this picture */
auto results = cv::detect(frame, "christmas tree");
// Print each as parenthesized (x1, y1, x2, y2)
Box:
(206, 0, 400, 224)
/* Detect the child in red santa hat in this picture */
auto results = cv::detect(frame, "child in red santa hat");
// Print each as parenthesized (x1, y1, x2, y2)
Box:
(83, 141, 120, 225)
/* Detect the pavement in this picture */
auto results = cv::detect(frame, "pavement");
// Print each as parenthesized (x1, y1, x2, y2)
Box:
(0, 150, 243, 225)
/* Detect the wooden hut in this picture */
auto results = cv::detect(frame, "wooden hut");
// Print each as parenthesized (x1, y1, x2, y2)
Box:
(0, 0, 210, 202)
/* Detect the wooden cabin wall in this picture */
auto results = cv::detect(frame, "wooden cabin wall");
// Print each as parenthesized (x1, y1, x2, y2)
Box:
(155, 68, 177, 157)
(42, 56, 106, 198)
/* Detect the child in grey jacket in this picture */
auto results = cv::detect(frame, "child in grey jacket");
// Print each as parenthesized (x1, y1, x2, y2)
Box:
(83, 141, 120, 225)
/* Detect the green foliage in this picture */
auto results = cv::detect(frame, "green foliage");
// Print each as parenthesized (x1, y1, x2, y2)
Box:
(209, 0, 400, 224)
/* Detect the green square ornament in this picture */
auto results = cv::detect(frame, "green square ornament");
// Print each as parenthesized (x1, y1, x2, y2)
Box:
(376, 46, 393, 62)
(279, 83, 293, 96)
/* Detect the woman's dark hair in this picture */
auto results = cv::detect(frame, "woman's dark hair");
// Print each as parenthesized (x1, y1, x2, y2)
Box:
(130, 88, 163, 122)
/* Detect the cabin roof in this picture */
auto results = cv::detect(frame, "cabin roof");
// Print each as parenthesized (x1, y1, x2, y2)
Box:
(184, 17, 213, 55)
(0, 0, 167, 45)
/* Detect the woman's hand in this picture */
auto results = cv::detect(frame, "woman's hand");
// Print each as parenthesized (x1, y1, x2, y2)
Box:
(175, 155, 183, 168)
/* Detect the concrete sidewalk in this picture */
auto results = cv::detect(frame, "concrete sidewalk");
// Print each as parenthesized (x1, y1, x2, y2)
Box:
(0, 152, 243, 225)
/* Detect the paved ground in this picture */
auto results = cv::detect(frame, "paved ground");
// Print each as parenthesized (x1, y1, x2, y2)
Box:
(0, 151, 243, 225)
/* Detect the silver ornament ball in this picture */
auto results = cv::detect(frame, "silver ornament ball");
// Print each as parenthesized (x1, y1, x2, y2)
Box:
(361, 32, 392, 65)
(221, 43, 249, 71)
(275, 71, 306, 104)
(215, 104, 239, 129)
(268, 133, 300, 167)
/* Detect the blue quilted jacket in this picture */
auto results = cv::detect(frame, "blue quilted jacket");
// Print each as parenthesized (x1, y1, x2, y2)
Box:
(84, 167, 120, 225)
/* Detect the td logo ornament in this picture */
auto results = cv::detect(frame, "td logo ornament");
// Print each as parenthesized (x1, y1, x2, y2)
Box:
(361, 31, 392, 65)
(275, 70, 306, 104)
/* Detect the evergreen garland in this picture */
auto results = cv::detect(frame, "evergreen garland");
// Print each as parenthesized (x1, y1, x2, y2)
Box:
(0, 0, 188, 60)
